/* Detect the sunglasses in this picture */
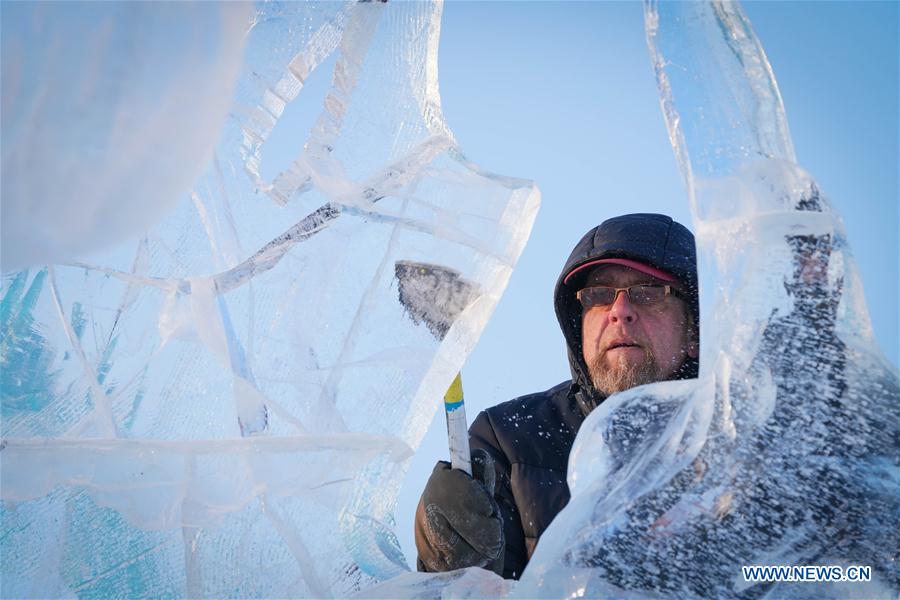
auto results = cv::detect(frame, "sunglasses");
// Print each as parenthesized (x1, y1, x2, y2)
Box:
(576, 284, 684, 310)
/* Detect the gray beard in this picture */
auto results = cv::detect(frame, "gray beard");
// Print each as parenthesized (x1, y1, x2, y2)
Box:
(587, 346, 664, 397)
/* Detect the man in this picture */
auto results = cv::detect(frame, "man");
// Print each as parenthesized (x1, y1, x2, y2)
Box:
(414, 213, 700, 579)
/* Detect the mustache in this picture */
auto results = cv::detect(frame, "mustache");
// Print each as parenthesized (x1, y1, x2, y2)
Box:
(601, 338, 648, 353)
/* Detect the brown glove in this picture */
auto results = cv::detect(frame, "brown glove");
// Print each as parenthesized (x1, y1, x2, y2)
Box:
(414, 448, 504, 575)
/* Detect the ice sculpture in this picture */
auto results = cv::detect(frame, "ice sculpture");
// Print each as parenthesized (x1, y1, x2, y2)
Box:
(0, 2, 539, 597)
(0, 2, 249, 270)
(514, 2, 899, 597)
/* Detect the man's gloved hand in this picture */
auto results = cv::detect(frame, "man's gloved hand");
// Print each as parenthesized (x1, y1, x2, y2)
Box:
(414, 448, 505, 575)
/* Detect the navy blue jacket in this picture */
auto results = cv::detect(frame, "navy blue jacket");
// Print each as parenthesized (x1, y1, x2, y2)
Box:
(469, 382, 588, 579)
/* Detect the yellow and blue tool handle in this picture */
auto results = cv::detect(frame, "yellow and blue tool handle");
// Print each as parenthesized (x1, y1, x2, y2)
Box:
(443, 373, 471, 475)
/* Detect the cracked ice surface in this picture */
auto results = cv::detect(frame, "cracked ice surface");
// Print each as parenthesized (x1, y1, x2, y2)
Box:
(0, 2, 539, 597)
(516, 2, 899, 598)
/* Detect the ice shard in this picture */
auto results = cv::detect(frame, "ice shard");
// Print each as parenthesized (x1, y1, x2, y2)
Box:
(0, 2, 539, 597)
(514, 2, 899, 597)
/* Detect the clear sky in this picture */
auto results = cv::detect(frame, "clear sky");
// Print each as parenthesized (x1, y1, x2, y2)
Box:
(397, 1, 899, 568)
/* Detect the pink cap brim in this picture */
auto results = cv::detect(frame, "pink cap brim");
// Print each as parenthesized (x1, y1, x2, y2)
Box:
(563, 258, 677, 285)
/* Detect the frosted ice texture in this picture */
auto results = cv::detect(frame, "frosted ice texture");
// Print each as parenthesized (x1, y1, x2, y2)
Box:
(515, 2, 899, 598)
(359, 568, 514, 599)
(0, 2, 539, 597)
(0, 2, 249, 270)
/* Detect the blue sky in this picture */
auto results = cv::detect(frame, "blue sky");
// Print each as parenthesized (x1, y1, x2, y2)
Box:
(398, 1, 899, 567)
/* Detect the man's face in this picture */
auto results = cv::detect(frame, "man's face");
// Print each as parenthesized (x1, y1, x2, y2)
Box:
(580, 264, 697, 396)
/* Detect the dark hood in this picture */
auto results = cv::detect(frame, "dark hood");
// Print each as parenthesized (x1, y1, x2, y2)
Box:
(553, 213, 700, 416)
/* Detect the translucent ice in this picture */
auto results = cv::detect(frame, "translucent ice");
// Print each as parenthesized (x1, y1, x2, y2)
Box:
(0, 2, 249, 270)
(1, 2, 539, 597)
(359, 567, 514, 599)
(515, 2, 899, 597)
